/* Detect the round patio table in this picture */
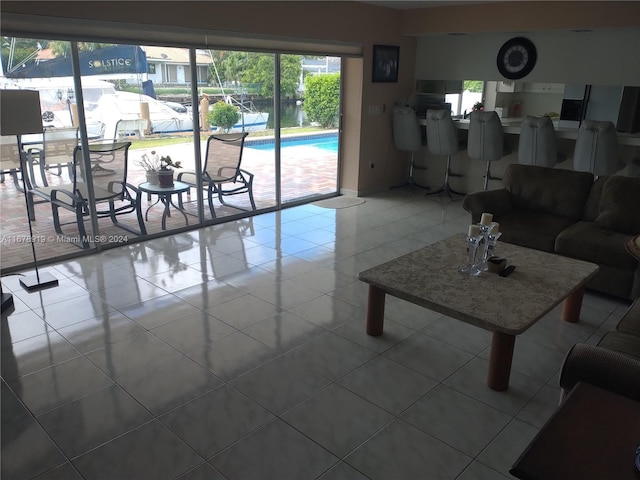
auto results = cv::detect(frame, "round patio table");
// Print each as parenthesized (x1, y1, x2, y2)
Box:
(138, 181, 190, 230)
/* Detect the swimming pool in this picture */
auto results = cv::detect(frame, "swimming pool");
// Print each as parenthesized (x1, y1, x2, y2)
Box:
(245, 133, 338, 153)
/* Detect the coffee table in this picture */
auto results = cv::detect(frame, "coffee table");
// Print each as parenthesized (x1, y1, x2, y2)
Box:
(358, 233, 599, 391)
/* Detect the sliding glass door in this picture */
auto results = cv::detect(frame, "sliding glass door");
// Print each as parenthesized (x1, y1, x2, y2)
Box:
(1, 36, 340, 272)
(279, 54, 340, 204)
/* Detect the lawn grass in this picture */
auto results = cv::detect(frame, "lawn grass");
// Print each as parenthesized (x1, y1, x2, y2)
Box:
(128, 126, 328, 150)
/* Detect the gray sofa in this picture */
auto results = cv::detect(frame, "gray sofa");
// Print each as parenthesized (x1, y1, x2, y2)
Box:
(560, 238, 640, 401)
(463, 164, 640, 300)
(559, 298, 640, 401)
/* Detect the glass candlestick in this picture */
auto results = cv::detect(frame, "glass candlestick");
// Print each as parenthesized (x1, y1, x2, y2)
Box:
(459, 235, 483, 276)
(477, 223, 492, 271)
(486, 231, 502, 259)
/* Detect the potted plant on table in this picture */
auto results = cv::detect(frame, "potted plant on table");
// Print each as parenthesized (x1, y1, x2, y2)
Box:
(135, 151, 162, 185)
(135, 151, 182, 186)
(157, 155, 182, 187)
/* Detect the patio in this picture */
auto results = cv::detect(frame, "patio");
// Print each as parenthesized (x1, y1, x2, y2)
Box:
(0, 137, 338, 272)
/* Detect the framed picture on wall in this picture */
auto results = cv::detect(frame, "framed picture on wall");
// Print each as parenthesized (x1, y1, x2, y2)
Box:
(372, 45, 399, 83)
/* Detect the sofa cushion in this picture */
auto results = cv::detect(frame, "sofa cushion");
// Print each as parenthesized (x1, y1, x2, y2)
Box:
(598, 331, 640, 358)
(503, 164, 594, 220)
(594, 176, 640, 234)
(581, 176, 608, 222)
(555, 221, 638, 271)
(497, 211, 576, 252)
(617, 299, 640, 336)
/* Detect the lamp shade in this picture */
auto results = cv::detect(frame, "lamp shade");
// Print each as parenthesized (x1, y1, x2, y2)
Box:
(0, 89, 43, 136)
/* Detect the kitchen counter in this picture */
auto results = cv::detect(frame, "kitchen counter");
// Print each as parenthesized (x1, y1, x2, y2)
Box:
(418, 116, 640, 146)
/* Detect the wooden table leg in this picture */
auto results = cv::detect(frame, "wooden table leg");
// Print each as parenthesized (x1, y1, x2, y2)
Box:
(366, 285, 386, 336)
(487, 331, 515, 391)
(561, 285, 585, 323)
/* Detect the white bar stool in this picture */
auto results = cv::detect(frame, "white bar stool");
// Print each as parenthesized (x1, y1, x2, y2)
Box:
(425, 108, 463, 197)
(467, 110, 505, 190)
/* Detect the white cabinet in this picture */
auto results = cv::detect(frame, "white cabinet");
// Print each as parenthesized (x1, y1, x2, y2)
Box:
(496, 81, 523, 93)
(523, 83, 565, 94)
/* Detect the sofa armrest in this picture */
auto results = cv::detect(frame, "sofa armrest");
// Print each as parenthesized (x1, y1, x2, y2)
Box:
(462, 189, 513, 223)
(559, 343, 640, 402)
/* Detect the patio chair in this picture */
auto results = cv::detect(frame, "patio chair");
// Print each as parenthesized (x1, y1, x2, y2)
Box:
(26, 126, 78, 187)
(0, 135, 24, 191)
(26, 141, 146, 249)
(177, 132, 256, 218)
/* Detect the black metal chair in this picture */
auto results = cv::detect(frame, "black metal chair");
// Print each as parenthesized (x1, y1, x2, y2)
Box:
(178, 132, 256, 218)
(26, 141, 146, 248)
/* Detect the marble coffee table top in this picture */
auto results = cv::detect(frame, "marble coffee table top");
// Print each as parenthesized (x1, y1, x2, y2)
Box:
(359, 233, 599, 335)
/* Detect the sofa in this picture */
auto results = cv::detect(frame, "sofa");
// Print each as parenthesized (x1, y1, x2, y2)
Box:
(463, 164, 640, 300)
(560, 237, 640, 401)
(560, 298, 640, 402)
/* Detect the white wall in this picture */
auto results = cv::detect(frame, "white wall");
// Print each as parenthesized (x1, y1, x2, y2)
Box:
(415, 28, 640, 86)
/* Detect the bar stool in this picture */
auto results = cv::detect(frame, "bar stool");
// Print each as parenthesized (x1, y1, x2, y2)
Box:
(467, 110, 504, 190)
(518, 115, 558, 168)
(392, 105, 426, 190)
(574, 120, 624, 176)
(425, 108, 463, 197)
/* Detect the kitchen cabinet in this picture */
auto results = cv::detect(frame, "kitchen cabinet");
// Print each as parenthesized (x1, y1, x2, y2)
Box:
(523, 83, 564, 94)
(416, 79, 463, 94)
(496, 81, 523, 93)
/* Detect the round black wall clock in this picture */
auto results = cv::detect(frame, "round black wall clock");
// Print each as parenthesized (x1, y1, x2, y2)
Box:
(496, 37, 537, 80)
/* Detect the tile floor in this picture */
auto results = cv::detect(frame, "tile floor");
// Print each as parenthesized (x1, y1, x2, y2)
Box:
(1, 189, 630, 480)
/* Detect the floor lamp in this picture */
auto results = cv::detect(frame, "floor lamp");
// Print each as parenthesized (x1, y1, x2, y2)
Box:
(0, 90, 59, 296)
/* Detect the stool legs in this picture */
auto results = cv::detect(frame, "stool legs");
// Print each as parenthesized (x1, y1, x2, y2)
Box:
(391, 151, 430, 192)
(426, 154, 464, 198)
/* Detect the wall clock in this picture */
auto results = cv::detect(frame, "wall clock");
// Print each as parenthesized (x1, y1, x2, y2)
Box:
(497, 37, 537, 80)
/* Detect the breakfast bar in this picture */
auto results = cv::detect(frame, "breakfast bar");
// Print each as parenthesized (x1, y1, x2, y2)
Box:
(418, 116, 640, 146)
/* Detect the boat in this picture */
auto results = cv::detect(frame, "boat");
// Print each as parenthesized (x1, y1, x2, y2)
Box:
(96, 90, 193, 137)
(2, 77, 194, 139)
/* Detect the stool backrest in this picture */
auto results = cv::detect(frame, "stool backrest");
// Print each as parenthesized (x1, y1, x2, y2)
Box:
(574, 120, 620, 176)
(392, 105, 421, 152)
(467, 110, 504, 163)
(518, 115, 558, 167)
(425, 109, 458, 156)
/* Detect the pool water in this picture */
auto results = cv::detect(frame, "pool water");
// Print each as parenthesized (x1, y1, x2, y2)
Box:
(246, 135, 338, 153)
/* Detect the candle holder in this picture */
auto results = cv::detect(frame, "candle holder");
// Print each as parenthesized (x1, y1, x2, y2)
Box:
(477, 223, 492, 271)
(486, 230, 503, 260)
(459, 234, 483, 276)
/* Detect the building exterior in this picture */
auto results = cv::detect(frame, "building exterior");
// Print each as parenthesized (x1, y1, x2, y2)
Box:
(142, 46, 212, 87)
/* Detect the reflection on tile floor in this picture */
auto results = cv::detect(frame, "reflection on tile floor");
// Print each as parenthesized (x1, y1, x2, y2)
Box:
(1, 189, 630, 479)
